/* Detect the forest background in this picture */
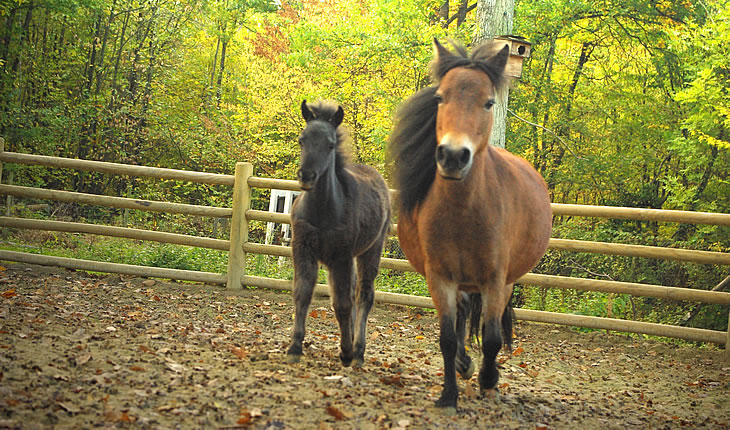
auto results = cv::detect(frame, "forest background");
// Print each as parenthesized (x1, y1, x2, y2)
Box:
(0, 0, 728, 333)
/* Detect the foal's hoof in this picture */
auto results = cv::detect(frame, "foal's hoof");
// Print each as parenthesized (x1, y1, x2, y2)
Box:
(351, 357, 364, 368)
(285, 353, 302, 364)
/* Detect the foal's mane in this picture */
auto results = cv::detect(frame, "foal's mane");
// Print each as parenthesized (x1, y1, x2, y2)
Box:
(304, 100, 352, 174)
(388, 40, 508, 214)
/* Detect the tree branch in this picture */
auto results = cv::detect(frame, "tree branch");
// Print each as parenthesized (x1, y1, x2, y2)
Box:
(507, 108, 587, 160)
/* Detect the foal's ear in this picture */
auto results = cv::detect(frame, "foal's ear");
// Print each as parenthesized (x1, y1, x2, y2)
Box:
(489, 43, 510, 76)
(301, 100, 315, 122)
(330, 105, 344, 128)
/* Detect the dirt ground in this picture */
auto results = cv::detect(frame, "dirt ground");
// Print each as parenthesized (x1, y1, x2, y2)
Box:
(0, 262, 728, 429)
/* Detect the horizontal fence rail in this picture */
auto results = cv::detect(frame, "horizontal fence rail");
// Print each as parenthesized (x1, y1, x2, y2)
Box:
(240, 274, 727, 345)
(0, 184, 232, 217)
(0, 217, 229, 250)
(551, 203, 730, 226)
(0, 249, 227, 284)
(0, 148, 728, 351)
(0, 151, 234, 186)
(245, 209, 730, 266)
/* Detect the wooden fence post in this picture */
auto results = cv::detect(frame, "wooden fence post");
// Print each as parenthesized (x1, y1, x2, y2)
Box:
(0, 137, 4, 184)
(226, 162, 253, 289)
(725, 311, 730, 360)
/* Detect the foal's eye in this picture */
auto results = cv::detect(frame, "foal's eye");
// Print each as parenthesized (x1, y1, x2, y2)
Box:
(484, 100, 496, 111)
(434, 94, 443, 105)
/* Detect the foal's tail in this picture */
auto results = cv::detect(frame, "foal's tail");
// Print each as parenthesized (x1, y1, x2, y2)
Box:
(467, 292, 514, 351)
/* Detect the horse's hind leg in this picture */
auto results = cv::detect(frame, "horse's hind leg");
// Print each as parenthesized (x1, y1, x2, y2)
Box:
(329, 259, 356, 366)
(286, 249, 319, 364)
(478, 282, 513, 392)
(455, 292, 475, 379)
(351, 243, 381, 367)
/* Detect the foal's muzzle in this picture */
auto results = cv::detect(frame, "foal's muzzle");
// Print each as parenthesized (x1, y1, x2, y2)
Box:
(297, 169, 317, 190)
(436, 140, 473, 180)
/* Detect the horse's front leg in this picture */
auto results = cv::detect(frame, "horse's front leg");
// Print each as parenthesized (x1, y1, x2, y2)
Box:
(351, 243, 382, 367)
(329, 259, 355, 366)
(286, 249, 319, 364)
(478, 282, 513, 392)
(429, 276, 460, 410)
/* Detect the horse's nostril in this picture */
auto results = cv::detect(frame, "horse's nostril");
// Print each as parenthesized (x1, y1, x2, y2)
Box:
(436, 145, 446, 162)
(459, 148, 471, 166)
(298, 169, 316, 184)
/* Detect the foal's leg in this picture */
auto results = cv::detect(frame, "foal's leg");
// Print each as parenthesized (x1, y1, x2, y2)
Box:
(351, 242, 382, 367)
(329, 259, 356, 366)
(286, 248, 319, 364)
(455, 292, 475, 379)
(429, 276, 460, 409)
(478, 282, 513, 392)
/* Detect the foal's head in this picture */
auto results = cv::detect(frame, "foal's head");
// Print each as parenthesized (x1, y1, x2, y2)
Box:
(431, 39, 509, 180)
(297, 100, 346, 190)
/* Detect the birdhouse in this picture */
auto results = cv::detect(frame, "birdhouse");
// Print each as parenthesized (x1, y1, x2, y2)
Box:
(494, 35, 531, 79)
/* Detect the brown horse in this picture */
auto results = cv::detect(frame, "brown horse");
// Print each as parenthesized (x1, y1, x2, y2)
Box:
(286, 100, 391, 368)
(388, 40, 552, 410)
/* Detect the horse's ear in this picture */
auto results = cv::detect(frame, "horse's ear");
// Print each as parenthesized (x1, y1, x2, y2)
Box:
(301, 100, 315, 122)
(432, 38, 452, 63)
(489, 43, 510, 77)
(330, 105, 344, 128)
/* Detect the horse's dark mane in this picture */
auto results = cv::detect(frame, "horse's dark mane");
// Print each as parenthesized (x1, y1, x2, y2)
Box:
(388, 86, 439, 214)
(305, 100, 352, 174)
(389, 40, 507, 214)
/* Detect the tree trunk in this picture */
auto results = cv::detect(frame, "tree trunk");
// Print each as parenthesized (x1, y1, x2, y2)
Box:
(532, 35, 556, 171)
(95, 0, 117, 96)
(85, 14, 102, 94)
(439, 0, 449, 28)
(1, 7, 17, 69)
(456, 0, 469, 27)
(216, 36, 227, 108)
(11, 2, 34, 75)
(544, 42, 593, 191)
(473, 0, 514, 148)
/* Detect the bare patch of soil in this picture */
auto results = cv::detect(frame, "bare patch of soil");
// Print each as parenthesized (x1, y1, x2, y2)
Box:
(0, 263, 728, 429)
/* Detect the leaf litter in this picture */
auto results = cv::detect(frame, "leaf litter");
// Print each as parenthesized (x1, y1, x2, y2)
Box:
(0, 262, 728, 429)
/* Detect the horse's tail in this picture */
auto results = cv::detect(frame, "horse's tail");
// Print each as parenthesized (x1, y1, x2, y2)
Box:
(467, 292, 514, 351)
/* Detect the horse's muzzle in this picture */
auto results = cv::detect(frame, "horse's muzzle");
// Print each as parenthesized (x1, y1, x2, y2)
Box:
(436, 143, 472, 180)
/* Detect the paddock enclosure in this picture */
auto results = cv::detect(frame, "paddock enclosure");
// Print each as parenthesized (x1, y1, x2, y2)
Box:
(0, 137, 728, 354)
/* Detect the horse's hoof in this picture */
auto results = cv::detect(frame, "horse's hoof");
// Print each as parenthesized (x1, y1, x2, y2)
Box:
(430, 405, 457, 416)
(339, 353, 353, 367)
(459, 360, 475, 380)
(351, 357, 364, 368)
(434, 396, 457, 410)
(480, 388, 500, 401)
(285, 353, 302, 364)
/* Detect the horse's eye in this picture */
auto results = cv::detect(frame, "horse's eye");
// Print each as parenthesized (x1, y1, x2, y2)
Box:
(434, 94, 443, 104)
(484, 100, 495, 111)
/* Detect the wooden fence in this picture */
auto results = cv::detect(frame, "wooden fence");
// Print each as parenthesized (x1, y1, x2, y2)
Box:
(0, 138, 728, 355)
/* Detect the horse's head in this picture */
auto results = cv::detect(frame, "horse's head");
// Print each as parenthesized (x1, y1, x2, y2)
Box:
(297, 100, 345, 190)
(432, 39, 509, 180)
